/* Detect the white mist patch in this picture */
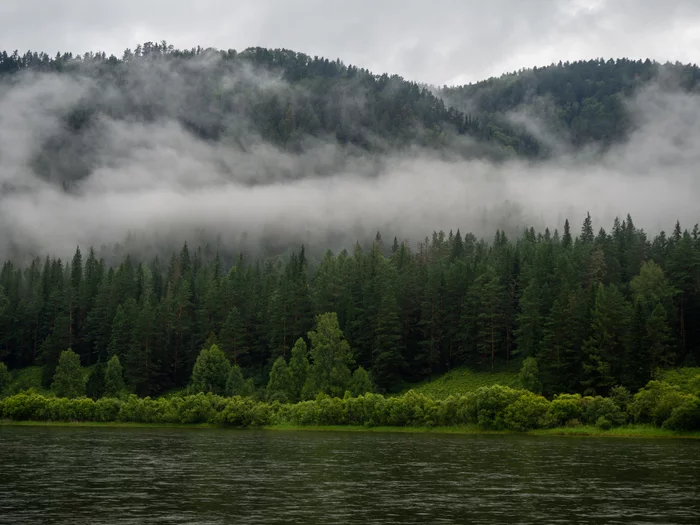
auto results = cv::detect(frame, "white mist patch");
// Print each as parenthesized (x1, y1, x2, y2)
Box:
(0, 62, 698, 260)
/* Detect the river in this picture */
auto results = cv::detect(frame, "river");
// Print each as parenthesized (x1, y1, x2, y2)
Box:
(0, 426, 699, 524)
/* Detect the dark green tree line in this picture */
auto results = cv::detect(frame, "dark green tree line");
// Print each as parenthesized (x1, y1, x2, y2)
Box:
(0, 214, 698, 396)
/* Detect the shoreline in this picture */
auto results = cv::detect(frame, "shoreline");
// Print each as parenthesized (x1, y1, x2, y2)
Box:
(2, 420, 699, 439)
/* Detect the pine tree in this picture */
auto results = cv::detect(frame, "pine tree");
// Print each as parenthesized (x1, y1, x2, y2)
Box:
(188, 344, 231, 395)
(226, 365, 251, 397)
(305, 312, 354, 398)
(219, 306, 248, 364)
(474, 269, 506, 371)
(104, 354, 126, 397)
(373, 290, 405, 391)
(581, 284, 631, 395)
(0, 361, 10, 395)
(85, 360, 106, 400)
(349, 366, 374, 396)
(288, 338, 310, 402)
(267, 356, 293, 402)
(518, 357, 542, 394)
(51, 349, 84, 398)
(107, 301, 137, 360)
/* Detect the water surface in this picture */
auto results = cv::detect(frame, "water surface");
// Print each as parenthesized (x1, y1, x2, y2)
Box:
(1, 426, 698, 524)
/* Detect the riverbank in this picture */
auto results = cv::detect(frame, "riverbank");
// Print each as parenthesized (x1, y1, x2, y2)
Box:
(3, 420, 700, 439)
(267, 423, 700, 439)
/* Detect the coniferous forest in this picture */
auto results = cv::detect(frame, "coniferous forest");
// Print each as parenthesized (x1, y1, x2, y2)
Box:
(0, 214, 698, 399)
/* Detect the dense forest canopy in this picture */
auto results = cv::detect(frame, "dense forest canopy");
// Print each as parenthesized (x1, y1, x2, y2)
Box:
(0, 214, 698, 398)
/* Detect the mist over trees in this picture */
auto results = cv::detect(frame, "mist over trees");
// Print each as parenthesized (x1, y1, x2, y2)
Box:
(1, 42, 699, 185)
(0, 42, 699, 262)
(0, 43, 698, 400)
(0, 214, 698, 397)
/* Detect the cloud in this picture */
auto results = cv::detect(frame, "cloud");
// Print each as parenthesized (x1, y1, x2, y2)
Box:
(1, 1, 699, 85)
(0, 54, 698, 264)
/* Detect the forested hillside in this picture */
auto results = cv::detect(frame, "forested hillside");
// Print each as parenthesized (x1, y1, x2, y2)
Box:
(0, 43, 699, 402)
(1, 215, 698, 397)
(438, 58, 700, 151)
(1, 42, 699, 189)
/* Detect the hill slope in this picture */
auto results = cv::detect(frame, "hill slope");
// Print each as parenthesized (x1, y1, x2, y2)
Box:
(1, 44, 699, 192)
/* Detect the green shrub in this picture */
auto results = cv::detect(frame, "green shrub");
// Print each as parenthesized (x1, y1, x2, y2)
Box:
(503, 393, 550, 431)
(175, 393, 217, 424)
(653, 391, 691, 426)
(582, 396, 627, 427)
(596, 417, 612, 431)
(216, 396, 260, 426)
(630, 380, 679, 423)
(316, 396, 347, 425)
(546, 393, 583, 427)
(474, 385, 525, 430)
(662, 396, 700, 431)
(2, 393, 48, 420)
(94, 397, 122, 422)
(609, 386, 632, 413)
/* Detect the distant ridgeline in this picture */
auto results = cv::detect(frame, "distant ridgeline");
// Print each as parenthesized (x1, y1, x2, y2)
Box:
(0, 214, 698, 398)
(1, 42, 699, 188)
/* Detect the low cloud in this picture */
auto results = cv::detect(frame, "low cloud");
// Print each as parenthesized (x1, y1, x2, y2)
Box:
(0, 56, 698, 263)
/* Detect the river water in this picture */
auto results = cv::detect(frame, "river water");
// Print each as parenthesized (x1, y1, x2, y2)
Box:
(0, 427, 698, 524)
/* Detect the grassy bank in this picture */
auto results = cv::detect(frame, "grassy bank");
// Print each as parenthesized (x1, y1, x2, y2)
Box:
(3, 419, 699, 439)
(266, 423, 700, 439)
(0, 419, 215, 429)
(401, 366, 519, 398)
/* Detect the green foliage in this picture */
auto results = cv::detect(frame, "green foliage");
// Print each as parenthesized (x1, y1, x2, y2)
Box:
(546, 394, 583, 427)
(596, 417, 613, 431)
(288, 338, 310, 403)
(267, 357, 293, 403)
(305, 313, 354, 398)
(0, 212, 698, 400)
(404, 367, 518, 399)
(0, 362, 10, 396)
(582, 396, 627, 427)
(581, 284, 631, 395)
(225, 365, 251, 397)
(104, 355, 126, 397)
(502, 393, 550, 431)
(662, 396, 700, 431)
(474, 385, 523, 430)
(609, 385, 632, 413)
(86, 361, 106, 400)
(51, 349, 85, 399)
(2, 379, 698, 434)
(349, 367, 374, 397)
(630, 380, 680, 424)
(216, 396, 266, 426)
(659, 368, 700, 393)
(188, 344, 231, 396)
(518, 357, 542, 394)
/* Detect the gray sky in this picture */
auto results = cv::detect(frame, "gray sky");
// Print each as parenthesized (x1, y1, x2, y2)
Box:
(1, 0, 698, 85)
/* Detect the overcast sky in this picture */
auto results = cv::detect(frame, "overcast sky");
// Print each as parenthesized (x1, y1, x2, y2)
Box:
(1, 0, 699, 85)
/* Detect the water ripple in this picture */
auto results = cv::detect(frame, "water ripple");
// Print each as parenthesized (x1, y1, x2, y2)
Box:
(1, 428, 699, 524)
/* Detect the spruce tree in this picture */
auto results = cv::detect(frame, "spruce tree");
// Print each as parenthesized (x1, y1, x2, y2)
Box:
(226, 365, 250, 397)
(288, 338, 310, 402)
(305, 312, 353, 398)
(85, 360, 106, 400)
(104, 355, 126, 397)
(188, 344, 231, 395)
(267, 356, 293, 402)
(52, 349, 85, 398)
(349, 366, 374, 396)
